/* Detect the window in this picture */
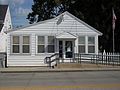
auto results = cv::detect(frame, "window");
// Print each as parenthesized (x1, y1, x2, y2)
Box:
(78, 36, 85, 53)
(37, 36, 45, 53)
(88, 36, 95, 53)
(22, 36, 30, 53)
(48, 36, 55, 53)
(12, 36, 20, 53)
(12, 35, 30, 54)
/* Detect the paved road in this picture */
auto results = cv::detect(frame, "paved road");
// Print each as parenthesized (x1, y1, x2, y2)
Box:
(0, 71, 120, 90)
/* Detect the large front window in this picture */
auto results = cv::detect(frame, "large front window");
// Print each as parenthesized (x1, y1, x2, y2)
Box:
(88, 36, 95, 53)
(37, 36, 45, 53)
(37, 36, 55, 53)
(12, 36, 20, 53)
(12, 35, 30, 54)
(48, 36, 55, 53)
(22, 36, 30, 53)
(78, 36, 85, 53)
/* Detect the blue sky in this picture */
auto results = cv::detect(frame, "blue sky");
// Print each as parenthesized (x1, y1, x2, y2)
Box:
(0, 0, 33, 28)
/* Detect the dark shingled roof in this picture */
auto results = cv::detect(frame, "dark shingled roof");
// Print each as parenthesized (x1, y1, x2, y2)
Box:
(0, 5, 8, 32)
(0, 24, 3, 32)
(0, 5, 8, 21)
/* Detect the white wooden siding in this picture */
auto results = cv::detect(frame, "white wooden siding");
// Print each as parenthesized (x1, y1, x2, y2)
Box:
(7, 11, 101, 66)
(0, 6, 12, 52)
(9, 14, 99, 35)
(7, 55, 47, 66)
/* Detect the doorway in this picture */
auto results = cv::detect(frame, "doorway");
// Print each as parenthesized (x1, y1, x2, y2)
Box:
(59, 40, 74, 59)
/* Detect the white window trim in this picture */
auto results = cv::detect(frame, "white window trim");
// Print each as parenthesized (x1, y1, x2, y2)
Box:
(11, 35, 31, 55)
(47, 36, 55, 53)
(36, 35, 55, 54)
(88, 36, 95, 54)
(78, 36, 86, 54)
(11, 35, 20, 54)
(36, 35, 45, 54)
(22, 36, 31, 54)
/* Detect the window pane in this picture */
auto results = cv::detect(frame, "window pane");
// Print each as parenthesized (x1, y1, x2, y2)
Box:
(88, 46, 95, 53)
(13, 36, 19, 44)
(48, 36, 54, 44)
(38, 45, 45, 53)
(13, 45, 19, 53)
(23, 36, 30, 44)
(88, 37, 95, 44)
(23, 45, 30, 53)
(78, 45, 85, 53)
(38, 36, 44, 44)
(78, 36, 85, 44)
(48, 45, 55, 53)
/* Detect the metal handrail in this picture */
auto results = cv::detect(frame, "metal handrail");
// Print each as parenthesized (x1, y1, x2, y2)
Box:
(44, 53, 120, 68)
(44, 53, 59, 68)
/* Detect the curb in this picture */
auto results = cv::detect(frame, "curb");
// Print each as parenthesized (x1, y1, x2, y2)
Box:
(1, 68, 120, 73)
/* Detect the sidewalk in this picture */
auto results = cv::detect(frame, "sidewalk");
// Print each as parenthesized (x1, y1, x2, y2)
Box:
(0, 64, 120, 73)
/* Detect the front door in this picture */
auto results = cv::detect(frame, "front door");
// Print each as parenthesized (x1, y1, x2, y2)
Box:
(59, 40, 73, 59)
(59, 41, 63, 58)
(65, 41, 73, 58)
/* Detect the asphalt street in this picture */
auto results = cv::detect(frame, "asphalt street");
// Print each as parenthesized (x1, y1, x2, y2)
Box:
(0, 71, 120, 90)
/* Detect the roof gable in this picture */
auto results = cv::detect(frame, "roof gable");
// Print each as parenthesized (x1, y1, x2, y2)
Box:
(56, 31, 77, 39)
(0, 24, 3, 32)
(63, 11, 102, 35)
(7, 11, 102, 36)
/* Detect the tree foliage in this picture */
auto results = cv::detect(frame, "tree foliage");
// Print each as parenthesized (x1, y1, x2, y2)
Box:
(27, 0, 120, 52)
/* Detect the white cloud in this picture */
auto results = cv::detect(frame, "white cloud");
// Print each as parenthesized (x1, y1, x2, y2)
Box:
(11, 0, 24, 5)
(15, 7, 31, 16)
(0, 0, 8, 4)
(0, 0, 25, 6)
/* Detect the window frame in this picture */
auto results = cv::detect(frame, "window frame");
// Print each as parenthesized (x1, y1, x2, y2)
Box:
(37, 36, 45, 54)
(12, 36, 20, 54)
(11, 35, 31, 54)
(78, 36, 85, 54)
(88, 36, 95, 53)
(47, 36, 55, 53)
(22, 36, 30, 54)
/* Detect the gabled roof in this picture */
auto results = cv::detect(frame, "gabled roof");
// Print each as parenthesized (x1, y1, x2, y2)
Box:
(56, 31, 77, 39)
(6, 11, 102, 35)
(0, 5, 8, 22)
(63, 11, 102, 35)
(0, 24, 3, 32)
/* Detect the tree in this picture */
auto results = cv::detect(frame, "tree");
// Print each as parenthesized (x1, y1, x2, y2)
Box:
(27, 0, 120, 52)
(27, 0, 76, 23)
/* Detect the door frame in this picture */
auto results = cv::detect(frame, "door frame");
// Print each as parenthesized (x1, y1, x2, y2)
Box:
(58, 40, 75, 59)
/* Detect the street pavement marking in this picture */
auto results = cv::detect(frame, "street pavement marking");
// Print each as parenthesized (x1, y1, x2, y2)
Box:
(0, 83, 120, 90)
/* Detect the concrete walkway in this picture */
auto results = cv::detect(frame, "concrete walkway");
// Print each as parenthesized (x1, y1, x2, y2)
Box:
(0, 64, 120, 73)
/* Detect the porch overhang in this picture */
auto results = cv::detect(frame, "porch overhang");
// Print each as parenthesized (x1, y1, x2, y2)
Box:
(56, 32, 77, 39)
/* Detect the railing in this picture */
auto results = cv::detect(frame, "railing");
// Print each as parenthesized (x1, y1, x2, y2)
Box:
(0, 53, 7, 68)
(44, 53, 120, 68)
(74, 53, 120, 66)
(44, 53, 59, 68)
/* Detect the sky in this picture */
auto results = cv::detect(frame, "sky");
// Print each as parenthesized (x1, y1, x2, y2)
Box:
(0, 0, 33, 28)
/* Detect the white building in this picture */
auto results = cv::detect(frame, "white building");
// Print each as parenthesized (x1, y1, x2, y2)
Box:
(0, 5, 12, 52)
(6, 11, 102, 67)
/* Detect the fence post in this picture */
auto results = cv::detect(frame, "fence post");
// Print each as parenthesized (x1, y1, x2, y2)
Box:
(5, 53, 7, 68)
(91, 55, 93, 64)
(79, 53, 81, 64)
(118, 53, 119, 66)
(101, 53, 103, 64)
(105, 53, 108, 65)
(49, 57, 51, 68)
(112, 53, 114, 66)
